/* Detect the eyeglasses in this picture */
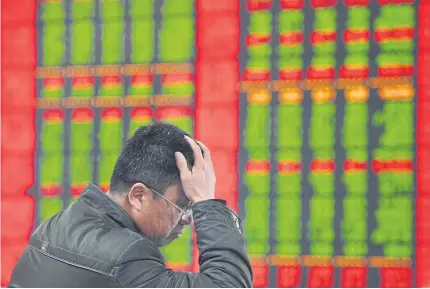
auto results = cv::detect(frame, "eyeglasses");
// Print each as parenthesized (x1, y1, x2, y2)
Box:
(148, 187, 193, 221)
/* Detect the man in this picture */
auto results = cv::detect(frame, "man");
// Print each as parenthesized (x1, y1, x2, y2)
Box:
(9, 123, 253, 287)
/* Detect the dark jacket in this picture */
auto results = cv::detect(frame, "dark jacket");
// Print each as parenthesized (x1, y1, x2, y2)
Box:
(9, 183, 253, 287)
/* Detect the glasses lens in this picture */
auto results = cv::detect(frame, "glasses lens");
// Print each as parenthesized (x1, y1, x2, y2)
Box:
(182, 209, 192, 221)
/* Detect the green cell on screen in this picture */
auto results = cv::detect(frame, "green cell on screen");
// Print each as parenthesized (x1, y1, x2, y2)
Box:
(309, 173, 335, 196)
(244, 198, 270, 242)
(159, 17, 194, 62)
(377, 172, 413, 198)
(310, 196, 335, 219)
(279, 10, 303, 32)
(161, 82, 194, 96)
(344, 242, 368, 257)
(277, 198, 301, 242)
(375, 102, 414, 148)
(101, 21, 124, 64)
(310, 243, 334, 256)
(101, 18, 124, 64)
(245, 173, 270, 196)
(161, 117, 193, 135)
(343, 171, 367, 196)
(99, 119, 123, 152)
(40, 153, 64, 186)
(247, 11, 272, 57)
(277, 243, 301, 256)
(71, 21, 95, 65)
(43, 22, 66, 66)
(41, 0, 65, 66)
(278, 105, 302, 149)
(100, 0, 124, 19)
(129, 118, 152, 138)
(161, 226, 192, 263)
(71, 154, 92, 189)
(342, 197, 367, 243)
(245, 105, 271, 150)
(246, 59, 271, 73)
(41, 1, 64, 21)
(247, 241, 270, 256)
(249, 11, 271, 34)
(308, 218, 335, 243)
(372, 197, 413, 257)
(278, 57, 303, 73)
(99, 152, 120, 187)
(40, 196, 64, 222)
(131, 20, 155, 63)
(343, 102, 368, 148)
(130, 0, 154, 17)
(314, 8, 336, 31)
(310, 103, 336, 149)
(162, 0, 193, 15)
(277, 174, 301, 198)
(347, 7, 370, 28)
(41, 120, 64, 152)
(71, 116, 93, 151)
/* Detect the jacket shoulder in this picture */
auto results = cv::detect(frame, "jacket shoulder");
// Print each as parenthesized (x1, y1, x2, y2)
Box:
(31, 201, 155, 277)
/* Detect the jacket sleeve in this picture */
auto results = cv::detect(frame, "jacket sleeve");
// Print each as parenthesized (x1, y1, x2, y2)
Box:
(115, 200, 253, 288)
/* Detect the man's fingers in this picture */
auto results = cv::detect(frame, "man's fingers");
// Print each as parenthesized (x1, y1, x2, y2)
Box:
(184, 136, 205, 168)
(196, 140, 212, 164)
(175, 152, 191, 178)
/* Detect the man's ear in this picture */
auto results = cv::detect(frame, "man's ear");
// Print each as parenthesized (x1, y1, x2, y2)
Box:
(127, 183, 153, 211)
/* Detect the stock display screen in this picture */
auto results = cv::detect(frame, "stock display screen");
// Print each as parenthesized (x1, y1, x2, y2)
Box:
(2, 0, 430, 287)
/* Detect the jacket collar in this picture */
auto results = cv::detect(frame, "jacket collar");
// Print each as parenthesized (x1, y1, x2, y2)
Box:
(79, 183, 141, 234)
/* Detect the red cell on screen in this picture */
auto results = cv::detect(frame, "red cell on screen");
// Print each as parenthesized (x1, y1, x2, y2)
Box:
(72, 108, 94, 122)
(340, 267, 367, 288)
(416, 245, 430, 287)
(195, 106, 238, 150)
(71, 184, 88, 197)
(1, 196, 35, 241)
(252, 264, 269, 288)
(196, 60, 238, 105)
(1, 153, 34, 196)
(155, 107, 193, 120)
(1, 70, 36, 109)
(280, 0, 304, 9)
(130, 107, 152, 120)
(277, 265, 301, 287)
(210, 152, 238, 209)
(1, 0, 35, 22)
(343, 0, 369, 6)
(379, 268, 412, 288)
(1, 112, 35, 153)
(1, 242, 29, 286)
(247, 0, 272, 11)
(417, 150, 430, 172)
(417, 171, 430, 197)
(310, 0, 337, 8)
(197, 16, 239, 60)
(307, 266, 334, 288)
(1, 25, 35, 67)
(378, 0, 414, 4)
(101, 107, 123, 120)
(196, 0, 239, 14)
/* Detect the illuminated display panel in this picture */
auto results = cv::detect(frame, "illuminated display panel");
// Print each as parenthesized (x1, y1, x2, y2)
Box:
(2, 0, 430, 287)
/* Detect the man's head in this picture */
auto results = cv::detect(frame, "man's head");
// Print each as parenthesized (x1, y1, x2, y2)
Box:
(108, 122, 196, 246)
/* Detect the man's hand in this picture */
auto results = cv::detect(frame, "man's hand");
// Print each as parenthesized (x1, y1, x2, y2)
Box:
(175, 136, 216, 204)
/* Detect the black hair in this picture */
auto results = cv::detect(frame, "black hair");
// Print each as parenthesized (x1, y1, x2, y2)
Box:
(109, 122, 196, 195)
